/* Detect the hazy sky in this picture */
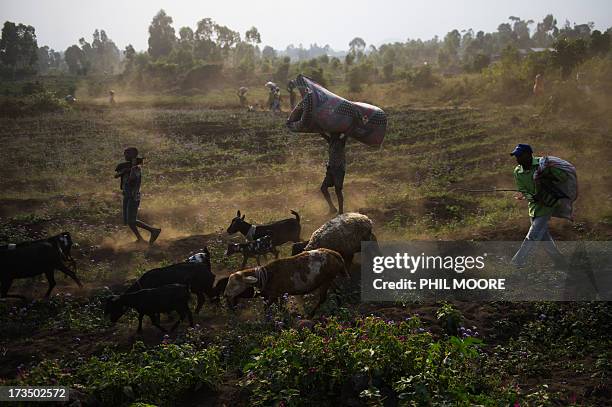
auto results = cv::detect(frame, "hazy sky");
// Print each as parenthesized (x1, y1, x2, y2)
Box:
(2, 0, 611, 52)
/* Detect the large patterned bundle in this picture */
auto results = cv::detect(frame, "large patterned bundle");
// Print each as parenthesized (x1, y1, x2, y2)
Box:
(535, 156, 578, 220)
(286, 75, 387, 147)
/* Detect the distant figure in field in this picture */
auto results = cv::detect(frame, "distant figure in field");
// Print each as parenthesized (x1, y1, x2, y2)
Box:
(114, 147, 161, 246)
(533, 74, 544, 98)
(109, 90, 116, 105)
(265, 81, 277, 111)
(271, 87, 282, 112)
(287, 80, 297, 110)
(237, 87, 248, 108)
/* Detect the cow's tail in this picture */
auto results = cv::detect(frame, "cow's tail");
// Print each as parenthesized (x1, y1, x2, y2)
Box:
(291, 210, 300, 223)
(333, 251, 350, 279)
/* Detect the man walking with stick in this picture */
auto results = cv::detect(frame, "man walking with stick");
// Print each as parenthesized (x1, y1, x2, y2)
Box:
(509, 143, 577, 268)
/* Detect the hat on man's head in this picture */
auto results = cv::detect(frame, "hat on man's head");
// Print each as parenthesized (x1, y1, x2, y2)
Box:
(510, 143, 533, 157)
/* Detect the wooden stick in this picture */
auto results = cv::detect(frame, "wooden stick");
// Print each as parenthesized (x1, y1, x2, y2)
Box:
(452, 188, 518, 193)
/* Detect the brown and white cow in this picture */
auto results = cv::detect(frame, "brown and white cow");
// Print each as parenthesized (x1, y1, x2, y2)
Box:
(223, 248, 347, 316)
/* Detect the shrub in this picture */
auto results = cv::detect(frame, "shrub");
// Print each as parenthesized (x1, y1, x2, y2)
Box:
(0, 90, 68, 117)
(20, 342, 222, 406)
(241, 316, 496, 406)
(409, 64, 438, 89)
(383, 62, 394, 82)
(436, 301, 463, 335)
(347, 66, 363, 92)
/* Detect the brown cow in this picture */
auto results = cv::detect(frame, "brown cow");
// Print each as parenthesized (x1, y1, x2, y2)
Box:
(223, 248, 347, 316)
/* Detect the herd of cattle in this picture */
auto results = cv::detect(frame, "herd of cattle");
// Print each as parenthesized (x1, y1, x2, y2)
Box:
(1, 211, 377, 333)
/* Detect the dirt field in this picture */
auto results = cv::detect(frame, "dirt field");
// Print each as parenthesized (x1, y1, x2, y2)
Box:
(1, 101, 611, 405)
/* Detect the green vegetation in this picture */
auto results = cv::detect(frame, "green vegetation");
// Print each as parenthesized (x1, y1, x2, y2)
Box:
(2, 297, 609, 405)
(1, 8, 611, 406)
(242, 316, 492, 406)
(22, 342, 222, 405)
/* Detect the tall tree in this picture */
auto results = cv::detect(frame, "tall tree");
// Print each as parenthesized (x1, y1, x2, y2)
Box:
(179, 27, 194, 43)
(443, 29, 461, 64)
(589, 30, 610, 56)
(213, 24, 240, 50)
(552, 37, 587, 77)
(245, 27, 261, 45)
(123, 44, 136, 72)
(90, 29, 120, 74)
(193, 18, 216, 60)
(37, 45, 51, 73)
(0, 21, 38, 72)
(262, 45, 276, 60)
(533, 14, 558, 47)
(64, 44, 84, 74)
(508, 16, 533, 48)
(349, 37, 366, 55)
(148, 9, 176, 59)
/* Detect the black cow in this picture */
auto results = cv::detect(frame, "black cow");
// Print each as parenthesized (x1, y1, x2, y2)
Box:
(105, 284, 193, 333)
(1, 232, 81, 299)
(125, 247, 219, 313)
(226, 210, 301, 255)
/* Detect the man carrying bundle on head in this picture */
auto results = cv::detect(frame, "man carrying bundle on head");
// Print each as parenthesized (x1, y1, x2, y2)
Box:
(286, 74, 388, 215)
(509, 143, 578, 268)
(320, 132, 348, 214)
(115, 147, 161, 246)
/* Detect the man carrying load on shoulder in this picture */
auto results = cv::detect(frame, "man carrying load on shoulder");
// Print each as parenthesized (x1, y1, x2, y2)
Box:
(510, 143, 578, 268)
(115, 147, 162, 246)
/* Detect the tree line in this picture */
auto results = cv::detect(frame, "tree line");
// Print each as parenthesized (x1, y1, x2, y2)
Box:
(1, 11, 610, 89)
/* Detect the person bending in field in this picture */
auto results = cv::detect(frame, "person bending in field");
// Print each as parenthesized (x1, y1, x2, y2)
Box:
(115, 147, 161, 245)
(320, 132, 348, 214)
(510, 143, 573, 268)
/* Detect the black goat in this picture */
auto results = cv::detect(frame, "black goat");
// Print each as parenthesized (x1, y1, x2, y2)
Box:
(291, 240, 309, 256)
(226, 210, 301, 254)
(225, 235, 275, 268)
(1, 233, 82, 299)
(125, 247, 216, 313)
(105, 284, 193, 333)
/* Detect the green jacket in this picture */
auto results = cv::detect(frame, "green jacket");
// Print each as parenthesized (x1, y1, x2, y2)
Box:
(513, 156, 569, 218)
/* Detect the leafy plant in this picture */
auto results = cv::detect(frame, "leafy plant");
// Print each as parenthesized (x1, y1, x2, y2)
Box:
(241, 316, 494, 406)
(20, 342, 222, 406)
(436, 301, 464, 336)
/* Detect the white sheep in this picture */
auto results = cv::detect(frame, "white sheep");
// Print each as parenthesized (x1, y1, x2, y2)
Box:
(302, 212, 378, 266)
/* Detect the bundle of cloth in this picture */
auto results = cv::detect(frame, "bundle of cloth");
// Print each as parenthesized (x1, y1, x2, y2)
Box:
(535, 156, 578, 220)
(286, 74, 387, 147)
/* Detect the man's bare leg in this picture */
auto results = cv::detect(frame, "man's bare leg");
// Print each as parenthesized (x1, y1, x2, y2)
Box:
(134, 220, 161, 245)
(335, 186, 344, 214)
(321, 186, 338, 213)
(129, 223, 146, 243)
